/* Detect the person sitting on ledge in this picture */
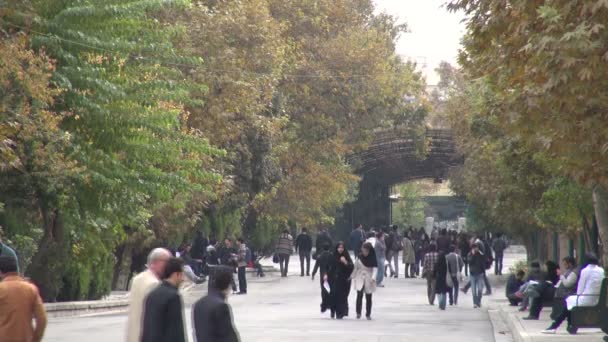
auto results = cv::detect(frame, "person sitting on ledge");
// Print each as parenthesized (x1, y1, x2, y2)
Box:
(506, 270, 525, 306)
(542, 252, 605, 335)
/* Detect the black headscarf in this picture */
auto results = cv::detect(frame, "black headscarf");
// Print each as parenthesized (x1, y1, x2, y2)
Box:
(358, 241, 378, 268)
(334, 242, 353, 265)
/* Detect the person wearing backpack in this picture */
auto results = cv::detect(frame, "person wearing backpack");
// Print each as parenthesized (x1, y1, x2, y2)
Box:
(384, 225, 401, 278)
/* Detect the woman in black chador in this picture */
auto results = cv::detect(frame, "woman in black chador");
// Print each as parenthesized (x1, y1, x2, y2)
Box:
(330, 242, 354, 319)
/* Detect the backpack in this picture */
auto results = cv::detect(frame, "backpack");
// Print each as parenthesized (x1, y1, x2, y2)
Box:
(392, 236, 403, 251)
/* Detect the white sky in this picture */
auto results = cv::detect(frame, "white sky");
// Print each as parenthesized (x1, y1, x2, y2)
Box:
(373, 0, 465, 85)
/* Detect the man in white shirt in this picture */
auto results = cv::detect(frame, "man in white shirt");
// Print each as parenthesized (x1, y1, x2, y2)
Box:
(126, 248, 171, 342)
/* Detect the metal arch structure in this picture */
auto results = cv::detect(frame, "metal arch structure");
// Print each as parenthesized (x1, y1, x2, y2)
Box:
(355, 128, 461, 186)
(337, 128, 462, 232)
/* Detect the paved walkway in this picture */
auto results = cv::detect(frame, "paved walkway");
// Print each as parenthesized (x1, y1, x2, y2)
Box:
(46, 256, 501, 342)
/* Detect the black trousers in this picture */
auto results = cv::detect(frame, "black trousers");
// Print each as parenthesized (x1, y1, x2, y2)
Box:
(494, 254, 504, 275)
(356, 290, 372, 317)
(299, 252, 311, 276)
(448, 275, 459, 304)
(551, 308, 571, 329)
(279, 254, 290, 276)
(237, 266, 247, 293)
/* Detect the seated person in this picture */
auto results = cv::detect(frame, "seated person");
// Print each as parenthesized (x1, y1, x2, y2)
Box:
(549, 256, 579, 319)
(506, 270, 526, 306)
(525, 260, 561, 319)
(542, 252, 605, 335)
(517, 261, 544, 311)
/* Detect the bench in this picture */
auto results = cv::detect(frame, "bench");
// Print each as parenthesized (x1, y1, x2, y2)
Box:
(570, 278, 607, 330)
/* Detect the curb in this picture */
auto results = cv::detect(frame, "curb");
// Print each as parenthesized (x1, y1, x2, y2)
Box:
(499, 306, 531, 342)
(45, 272, 281, 318)
(45, 299, 129, 318)
(489, 309, 514, 342)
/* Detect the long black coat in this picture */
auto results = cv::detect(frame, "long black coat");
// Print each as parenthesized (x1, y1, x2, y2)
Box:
(141, 281, 186, 342)
(193, 291, 240, 342)
(434, 254, 451, 294)
(330, 251, 354, 317)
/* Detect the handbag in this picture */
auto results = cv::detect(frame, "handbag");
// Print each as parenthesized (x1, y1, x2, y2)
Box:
(445, 256, 454, 288)
(272, 253, 280, 264)
(456, 255, 464, 282)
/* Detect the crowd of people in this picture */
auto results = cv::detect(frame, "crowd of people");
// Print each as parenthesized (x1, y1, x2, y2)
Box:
(1, 223, 607, 341)
(505, 252, 605, 335)
(286, 223, 508, 321)
(127, 248, 240, 342)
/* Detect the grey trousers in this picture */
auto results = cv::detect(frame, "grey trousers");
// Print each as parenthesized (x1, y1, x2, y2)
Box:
(387, 251, 399, 276)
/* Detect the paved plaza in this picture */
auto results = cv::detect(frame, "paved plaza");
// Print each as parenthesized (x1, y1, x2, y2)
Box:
(44, 252, 530, 342)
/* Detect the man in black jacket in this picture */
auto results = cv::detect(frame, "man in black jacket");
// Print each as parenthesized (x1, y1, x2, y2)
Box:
(193, 270, 240, 342)
(295, 228, 313, 277)
(468, 243, 487, 308)
(141, 257, 186, 342)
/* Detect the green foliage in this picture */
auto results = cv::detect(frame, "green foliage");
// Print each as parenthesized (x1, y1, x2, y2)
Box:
(446, 0, 608, 262)
(392, 182, 427, 228)
(2, 0, 427, 299)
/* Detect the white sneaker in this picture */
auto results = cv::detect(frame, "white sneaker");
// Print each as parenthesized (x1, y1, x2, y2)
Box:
(541, 329, 556, 334)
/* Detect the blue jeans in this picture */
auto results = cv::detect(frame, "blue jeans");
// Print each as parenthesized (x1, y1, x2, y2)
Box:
(438, 293, 447, 310)
(377, 257, 385, 285)
(470, 274, 485, 306)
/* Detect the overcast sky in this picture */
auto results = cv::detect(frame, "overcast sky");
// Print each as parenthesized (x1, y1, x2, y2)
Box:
(373, 0, 465, 85)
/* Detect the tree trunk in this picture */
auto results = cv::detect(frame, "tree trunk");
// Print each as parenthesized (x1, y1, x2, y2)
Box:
(112, 243, 134, 291)
(592, 184, 608, 266)
(27, 208, 67, 302)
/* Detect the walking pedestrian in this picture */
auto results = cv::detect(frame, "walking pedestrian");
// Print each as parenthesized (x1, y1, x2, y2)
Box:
(126, 247, 171, 342)
(0, 256, 47, 342)
(312, 243, 334, 315)
(436, 229, 450, 254)
(468, 243, 486, 308)
(235, 238, 248, 294)
(331, 242, 354, 319)
(218, 238, 238, 293)
(422, 244, 439, 305)
(492, 233, 507, 275)
(387, 225, 403, 278)
(275, 229, 293, 277)
(349, 224, 366, 259)
(351, 242, 378, 320)
(315, 228, 333, 259)
(446, 245, 463, 305)
(295, 228, 313, 276)
(141, 257, 187, 342)
(434, 251, 451, 310)
(374, 232, 387, 287)
(402, 231, 416, 278)
(193, 269, 240, 342)
(458, 234, 470, 276)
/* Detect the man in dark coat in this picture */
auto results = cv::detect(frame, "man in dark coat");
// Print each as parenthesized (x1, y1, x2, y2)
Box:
(315, 229, 333, 258)
(141, 257, 186, 342)
(295, 228, 313, 276)
(348, 224, 366, 259)
(193, 269, 240, 342)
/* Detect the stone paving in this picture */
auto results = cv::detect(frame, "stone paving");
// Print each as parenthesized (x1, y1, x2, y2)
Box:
(45, 254, 508, 342)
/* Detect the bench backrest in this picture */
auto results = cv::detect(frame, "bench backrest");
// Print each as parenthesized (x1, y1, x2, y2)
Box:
(602, 278, 608, 308)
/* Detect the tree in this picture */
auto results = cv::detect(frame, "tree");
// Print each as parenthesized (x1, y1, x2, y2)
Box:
(392, 182, 428, 228)
(2, 0, 222, 300)
(448, 0, 608, 264)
